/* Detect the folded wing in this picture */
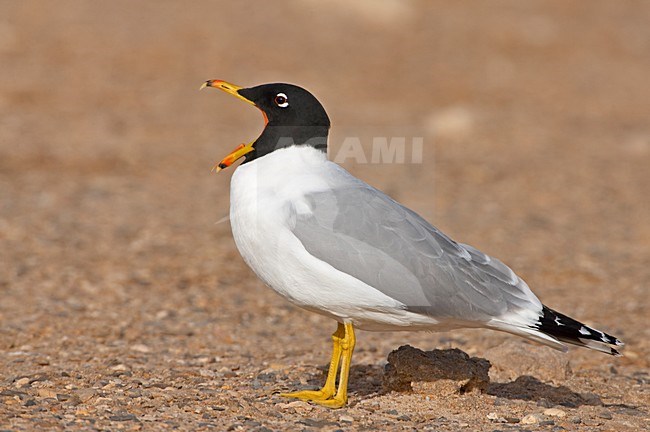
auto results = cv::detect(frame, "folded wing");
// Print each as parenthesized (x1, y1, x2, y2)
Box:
(289, 178, 542, 327)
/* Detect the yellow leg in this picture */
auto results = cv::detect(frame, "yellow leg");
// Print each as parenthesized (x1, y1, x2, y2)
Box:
(313, 322, 355, 408)
(280, 322, 356, 408)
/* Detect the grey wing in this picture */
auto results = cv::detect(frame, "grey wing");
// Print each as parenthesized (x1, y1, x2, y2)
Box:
(290, 180, 542, 323)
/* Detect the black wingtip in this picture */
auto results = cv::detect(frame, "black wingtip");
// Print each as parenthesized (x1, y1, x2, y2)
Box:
(536, 306, 623, 356)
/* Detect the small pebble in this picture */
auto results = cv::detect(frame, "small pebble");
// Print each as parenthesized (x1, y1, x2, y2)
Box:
(339, 415, 354, 423)
(14, 377, 30, 388)
(37, 389, 57, 399)
(110, 364, 128, 372)
(109, 413, 138, 422)
(598, 411, 613, 420)
(521, 414, 543, 425)
(287, 400, 308, 408)
(131, 344, 150, 353)
(257, 372, 276, 382)
(486, 412, 507, 423)
(544, 408, 566, 418)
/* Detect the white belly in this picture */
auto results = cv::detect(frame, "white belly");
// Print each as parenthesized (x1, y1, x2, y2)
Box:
(228, 148, 441, 330)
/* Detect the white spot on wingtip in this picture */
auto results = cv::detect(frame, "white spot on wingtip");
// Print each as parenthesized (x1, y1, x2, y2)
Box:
(579, 326, 591, 335)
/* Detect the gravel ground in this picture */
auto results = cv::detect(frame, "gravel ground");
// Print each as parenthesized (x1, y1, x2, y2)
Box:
(1, 1, 649, 431)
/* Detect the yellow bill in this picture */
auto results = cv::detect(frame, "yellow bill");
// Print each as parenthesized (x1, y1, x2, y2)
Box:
(200, 79, 255, 106)
(202, 79, 259, 172)
(211, 142, 255, 173)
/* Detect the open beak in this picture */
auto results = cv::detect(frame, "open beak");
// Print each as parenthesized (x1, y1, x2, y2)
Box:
(201, 80, 257, 172)
(210, 142, 254, 172)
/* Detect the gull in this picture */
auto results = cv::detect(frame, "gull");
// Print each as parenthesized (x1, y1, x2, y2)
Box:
(201, 80, 623, 408)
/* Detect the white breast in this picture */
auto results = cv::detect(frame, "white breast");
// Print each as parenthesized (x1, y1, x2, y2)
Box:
(228, 147, 428, 329)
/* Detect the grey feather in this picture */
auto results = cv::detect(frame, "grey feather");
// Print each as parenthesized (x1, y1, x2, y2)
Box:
(289, 174, 541, 324)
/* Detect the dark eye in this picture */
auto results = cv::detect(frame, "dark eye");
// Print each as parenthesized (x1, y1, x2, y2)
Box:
(274, 93, 289, 108)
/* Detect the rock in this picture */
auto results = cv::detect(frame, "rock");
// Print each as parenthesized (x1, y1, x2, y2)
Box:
(37, 388, 58, 399)
(278, 400, 313, 412)
(580, 392, 601, 405)
(297, 418, 337, 428)
(598, 410, 613, 420)
(110, 413, 138, 421)
(484, 341, 571, 383)
(75, 408, 92, 416)
(544, 408, 566, 418)
(14, 377, 31, 388)
(521, 413, 543, 424)
(487, 412, 508, 423)
(130, 344, 151, 353)
(199, 369, 216, 377)
(56, 393, 71, 401)
(383, 345, 491, 395)
(339, 415, 354, 423)
(487, 412, 499, 421)
(110, 364, 129, 372)
(256, 372, 276, 382)
(74, 388, 97, 402)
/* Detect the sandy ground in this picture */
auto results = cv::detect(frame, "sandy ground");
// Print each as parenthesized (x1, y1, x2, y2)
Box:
(1, 1, 649, 430)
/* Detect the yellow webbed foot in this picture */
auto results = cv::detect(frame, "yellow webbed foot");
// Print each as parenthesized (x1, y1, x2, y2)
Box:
(280, 389, 347, 408)
(277, 322, 355, 409)
(279, 389, 334, 402)
(308, 395, 347, 409)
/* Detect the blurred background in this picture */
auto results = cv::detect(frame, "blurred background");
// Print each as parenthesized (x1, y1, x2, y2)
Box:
(1, 1, 648, 429)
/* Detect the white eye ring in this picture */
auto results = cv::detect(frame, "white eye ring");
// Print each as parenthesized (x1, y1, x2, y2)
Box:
(274, 93, 289, 108)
